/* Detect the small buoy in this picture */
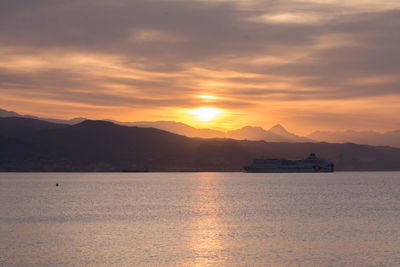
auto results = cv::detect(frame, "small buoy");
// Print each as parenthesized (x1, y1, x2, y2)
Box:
(56, 183, 59, 186)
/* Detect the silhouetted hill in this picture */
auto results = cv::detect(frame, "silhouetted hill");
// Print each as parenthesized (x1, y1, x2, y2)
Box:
(0, 108, 21, 118)
(44, 117, 87, 125)
(0, 108, 86, 125)
(0, 108, 310, 142)
(116, 120, 226, 138)
(308, 130, 400, 148)
(29, 120, 190, 169)
(2, 107, 400, 147)
(1, 117, 400, 171)
(0, 117, 68, 139)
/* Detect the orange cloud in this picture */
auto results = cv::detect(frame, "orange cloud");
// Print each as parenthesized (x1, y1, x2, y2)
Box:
(0, 0, 399, 134)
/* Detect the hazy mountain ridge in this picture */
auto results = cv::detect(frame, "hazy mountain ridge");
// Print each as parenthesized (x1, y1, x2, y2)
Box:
(113, 120, 226, 138)
(308, 130, 400, 148)
(1, 117, 400, 171)
(0, 108, 86, 125)
(1, 108, 399, 147)
(0, 108, 308, 142)
(227, 125, 311, 143)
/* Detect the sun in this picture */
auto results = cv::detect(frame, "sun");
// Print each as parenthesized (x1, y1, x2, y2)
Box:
(188, 107, 221, 122)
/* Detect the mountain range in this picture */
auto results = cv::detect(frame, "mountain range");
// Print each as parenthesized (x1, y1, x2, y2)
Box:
(1, 108, 399, 147)
(1, 116, 400, 171)
(307, 130, 400, 148)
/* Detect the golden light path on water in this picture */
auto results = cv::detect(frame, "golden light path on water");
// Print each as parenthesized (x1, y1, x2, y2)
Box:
(186, 173, 226, 266)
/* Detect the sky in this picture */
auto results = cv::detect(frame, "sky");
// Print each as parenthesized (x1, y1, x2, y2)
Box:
(0, 0, 399, 134)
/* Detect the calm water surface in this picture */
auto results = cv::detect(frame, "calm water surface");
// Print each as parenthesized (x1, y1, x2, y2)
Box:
(0, 172, 399, 266)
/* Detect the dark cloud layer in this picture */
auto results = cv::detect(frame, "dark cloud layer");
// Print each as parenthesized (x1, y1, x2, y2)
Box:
(0, 0, 399, 130)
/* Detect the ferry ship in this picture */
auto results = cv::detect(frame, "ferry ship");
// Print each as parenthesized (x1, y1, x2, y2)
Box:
(244, 153, 334, 173)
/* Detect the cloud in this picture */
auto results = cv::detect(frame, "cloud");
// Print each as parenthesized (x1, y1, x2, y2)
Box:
(0, 0, 399, 131)
(248, 12, 326, 24)
(130, 28, 186, 43)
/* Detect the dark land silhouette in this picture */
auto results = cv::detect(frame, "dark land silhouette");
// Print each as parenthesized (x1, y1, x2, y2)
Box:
(3, 108, 400, 147)
(1, 117, 400, 172)
(308, 129, 400, 148)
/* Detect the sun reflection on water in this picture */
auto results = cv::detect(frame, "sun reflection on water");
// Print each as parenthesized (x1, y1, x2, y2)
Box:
(187, 173, 226, 266)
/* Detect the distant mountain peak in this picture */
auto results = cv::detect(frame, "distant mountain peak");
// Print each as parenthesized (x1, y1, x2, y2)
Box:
(239, 126, 265, 131)
(76, 119, 117, 128)
(269, 124, 288, 134)
(0, 108, 22, 118)
(71, 117, 87, 121)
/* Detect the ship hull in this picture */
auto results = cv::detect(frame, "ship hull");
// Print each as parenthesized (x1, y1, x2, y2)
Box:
(244, 167, 333, 173)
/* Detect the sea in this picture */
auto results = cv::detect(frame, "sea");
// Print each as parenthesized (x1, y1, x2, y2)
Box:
(0, 172, 399, 266)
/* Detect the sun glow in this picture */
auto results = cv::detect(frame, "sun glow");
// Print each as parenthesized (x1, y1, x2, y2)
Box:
(197, 95, 218, 100)
(188, 107, 221, 122)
